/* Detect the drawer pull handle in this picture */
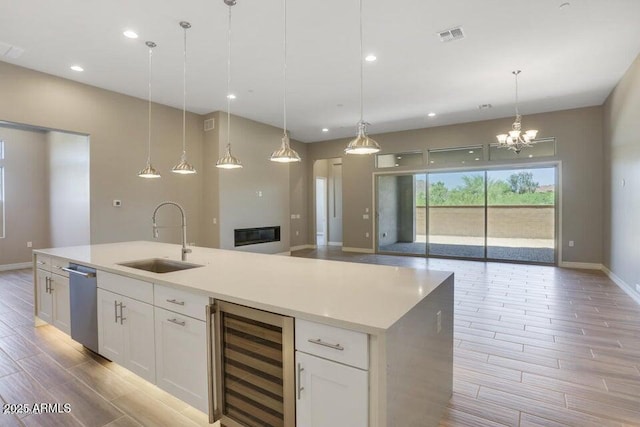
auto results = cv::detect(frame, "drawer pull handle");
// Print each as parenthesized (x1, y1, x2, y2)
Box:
(308, 338, 344, 351)
(297, 363, 304, 399)
(168, 318, 186, 326)
(166, 299, 185, 306)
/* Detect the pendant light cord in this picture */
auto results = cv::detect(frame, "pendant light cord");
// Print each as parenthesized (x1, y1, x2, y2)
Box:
(283, 0, 287, 138)
(147, 45, 153, 164)
(182, 26, 188, 157)
(359, 0, 364, 124)
(514, 71, 520, 117)
(227, 5, 232, 149)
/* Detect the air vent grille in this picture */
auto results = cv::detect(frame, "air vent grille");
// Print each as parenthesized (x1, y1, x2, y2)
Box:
(204, 118, 215, 131)
(437, 26, 465, 42)
(0, 41, 25, 59)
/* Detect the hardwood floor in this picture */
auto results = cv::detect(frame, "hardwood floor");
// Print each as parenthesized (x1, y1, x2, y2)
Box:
(292, 248, 640, 427)
(0, 269, 210, 427)
(1, 251, 640, 426)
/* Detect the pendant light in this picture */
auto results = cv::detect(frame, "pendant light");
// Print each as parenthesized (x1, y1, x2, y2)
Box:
(345, 0, 380, 155)
(172, 21, 197, 174)
(496, 70, 539, 154)
(216, 0, 243, 169)
(270, 0, 301, 163)
(138, 41, 161, 178)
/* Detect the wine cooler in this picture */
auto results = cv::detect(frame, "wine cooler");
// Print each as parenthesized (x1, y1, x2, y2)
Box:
(207, 300, 295, 427)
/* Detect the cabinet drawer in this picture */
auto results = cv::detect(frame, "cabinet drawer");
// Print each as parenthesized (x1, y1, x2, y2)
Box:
(295, 319, 368, 370)
(154, 284, 208, 321)
(35, 255, 51, 270)
(97, 271, 153, 304)
(50, 258, 69, 277)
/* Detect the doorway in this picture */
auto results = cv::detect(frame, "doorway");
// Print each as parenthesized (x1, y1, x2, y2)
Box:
(376, 165, 557, 264)
(315, 177, 327, 246)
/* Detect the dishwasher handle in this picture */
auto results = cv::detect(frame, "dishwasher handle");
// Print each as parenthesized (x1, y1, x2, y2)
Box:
(62, 267, 96, 278)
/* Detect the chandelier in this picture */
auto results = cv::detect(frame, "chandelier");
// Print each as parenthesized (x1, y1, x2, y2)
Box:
(496, 70, 538, 154)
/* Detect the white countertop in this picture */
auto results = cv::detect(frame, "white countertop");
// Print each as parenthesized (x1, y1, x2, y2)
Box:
(34, 241, 453, 334)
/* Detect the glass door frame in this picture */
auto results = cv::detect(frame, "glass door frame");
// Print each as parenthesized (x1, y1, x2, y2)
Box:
(373, 160, 560, 265)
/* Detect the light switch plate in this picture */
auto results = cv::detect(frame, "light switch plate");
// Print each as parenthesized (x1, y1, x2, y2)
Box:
(113, 200, 122, 207)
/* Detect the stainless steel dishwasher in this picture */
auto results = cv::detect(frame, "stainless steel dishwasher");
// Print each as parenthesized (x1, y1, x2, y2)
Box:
(63, 263, 98, 353)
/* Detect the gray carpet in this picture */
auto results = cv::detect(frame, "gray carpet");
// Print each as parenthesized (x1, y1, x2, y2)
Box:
(378, 242, 554, 263)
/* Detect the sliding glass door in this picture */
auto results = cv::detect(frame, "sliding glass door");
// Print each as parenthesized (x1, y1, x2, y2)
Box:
(376, 165, 557, 264)
(486, 167, 556, 263)
(428, 171, 485, 259)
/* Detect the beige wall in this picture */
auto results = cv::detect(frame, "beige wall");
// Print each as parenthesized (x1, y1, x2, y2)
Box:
(47, 131, 90, 248)
(603, 54, 640, 293)
(0, 126, 50, 265)
(0, 61, 204, 249)
(307, 107, 603, 263)
(289, 140, 309, 248)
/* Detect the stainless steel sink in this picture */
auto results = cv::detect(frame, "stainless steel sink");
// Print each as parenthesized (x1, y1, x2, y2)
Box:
(117, 258, 203, 274)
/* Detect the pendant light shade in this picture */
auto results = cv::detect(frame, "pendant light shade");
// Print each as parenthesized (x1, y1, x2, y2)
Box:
(216, 0, 243, 169)
(270, 135, 301, 163)
(345, 0, 380, 155)
(345, 121, 380, 155)
(172, 21, 197, 174)
(139, 41, 161, 179)
(216, 143, 243, 169)
(270, 0, 301, 163)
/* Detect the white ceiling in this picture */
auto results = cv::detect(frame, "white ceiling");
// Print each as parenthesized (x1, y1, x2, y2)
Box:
(1, 0, 640, 142)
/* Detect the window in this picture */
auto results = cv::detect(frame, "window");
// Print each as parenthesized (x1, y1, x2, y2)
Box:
(376, 151, 423, 169)
(0, 139, 4, 238)
(428, 146, 484, 166)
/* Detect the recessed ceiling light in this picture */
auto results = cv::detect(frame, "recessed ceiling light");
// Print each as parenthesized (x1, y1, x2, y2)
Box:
(70, 65, 84, 72)
(430, 160, 434, 164)
(475, 158, 480, 161)
(478, 104, 493, 110)
(528, 154, 533, 158)
(428, 112, 436, 117)
(322, 128, 329, 132)
(468, 150, 474, 154)
(397, 156, 402, 159)
(365, 54, 377, 62)
(123, 30, 139, 39)
(227, 94, 236, 99)
(394, 164, 399, 167)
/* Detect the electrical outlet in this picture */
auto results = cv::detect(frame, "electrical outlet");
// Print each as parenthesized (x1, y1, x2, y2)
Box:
(436, 310, 442, 334)
(365, 208, 369, 213)
(290, 214, 296, 219)
(363, 214, 369, 219)
(212, 218, 217, 225)
(568, 240, 575, 247)
(257, 191, 263, 197)
(26, 241, 32, 248)
(365, 232, 370, 238)
(296, 231, 299, 236)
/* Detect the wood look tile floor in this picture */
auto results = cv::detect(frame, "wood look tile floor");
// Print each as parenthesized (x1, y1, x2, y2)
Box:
(1, 250, 640, 427)
(0, 269, 210, 427)
(292, 248, 640, 427)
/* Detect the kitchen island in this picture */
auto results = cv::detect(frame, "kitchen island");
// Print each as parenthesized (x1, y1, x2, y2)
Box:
(33, 241, 453, 427)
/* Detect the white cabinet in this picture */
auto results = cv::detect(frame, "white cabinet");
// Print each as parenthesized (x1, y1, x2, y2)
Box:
(296, 351, 368, 427)
(35, 257, 71, 334)
(295, 319, 369, 427)
(97, 288, 155, 383)
(154, 307, 208, 413)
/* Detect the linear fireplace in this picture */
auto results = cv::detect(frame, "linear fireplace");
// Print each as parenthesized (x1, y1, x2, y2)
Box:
(234, 226, 281, 247)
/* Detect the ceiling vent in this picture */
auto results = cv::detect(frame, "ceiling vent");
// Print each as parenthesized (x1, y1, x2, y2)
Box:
(204, 118, 215, 132)
(478, 104, 493, 110)
(437, 26, 465, 43)
(0, 41, 25, 59)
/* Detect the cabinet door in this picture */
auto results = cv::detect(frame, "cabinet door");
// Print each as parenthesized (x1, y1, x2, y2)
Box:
(122, 296, 156, 383)
(36, 269, 53, 324)
(155, 307, 208, 412)
(97, 288, 124, 363)
(51, 273, 71, 334)
(296, 351, 368, 427)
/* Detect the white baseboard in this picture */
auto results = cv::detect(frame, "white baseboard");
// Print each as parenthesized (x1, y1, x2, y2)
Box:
(559, 261, 603, 270)
(0, 262, 32, 271)
(290, 244, 316, 252)
(275, 251, 292, 256)
(328, 241, 343, 247)
(602, 266, 640, 306)
(342, 247, 375, 254)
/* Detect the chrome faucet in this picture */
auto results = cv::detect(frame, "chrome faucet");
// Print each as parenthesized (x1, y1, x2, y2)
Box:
(152, 201, 192, 261)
